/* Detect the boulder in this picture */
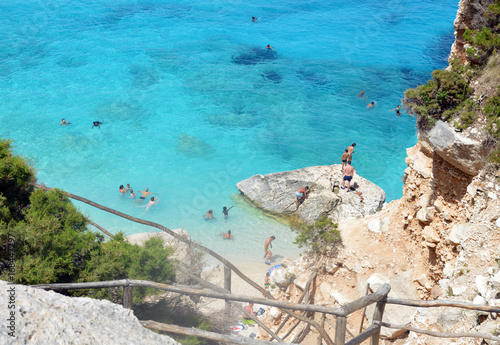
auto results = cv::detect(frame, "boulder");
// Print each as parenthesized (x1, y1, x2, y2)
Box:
(270, 267, 294, 290)
(236, 165, 385, 223)
(448, 224, 470, 245)
(365, 271, 418, 339)
(437, 309, 464, 333)
(0, 280, 179, 345)
(419, 120, 492, 176)
(330, 291, 351, 306)
(421, 226, 440, 243)
(476, 275, 489, 297)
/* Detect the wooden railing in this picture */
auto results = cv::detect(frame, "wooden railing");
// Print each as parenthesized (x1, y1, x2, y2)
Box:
(32, 184, 500, 344)
(33, 279, 500, 344)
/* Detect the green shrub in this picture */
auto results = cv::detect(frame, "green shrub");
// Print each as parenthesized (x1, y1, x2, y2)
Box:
(291, 215, 341, 255)
(404, 68, 473, 129)
(0, 137, 176, 304)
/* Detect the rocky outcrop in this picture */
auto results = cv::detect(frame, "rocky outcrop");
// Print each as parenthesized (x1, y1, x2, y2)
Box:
(126, 229, 191, 261)
(236, 165, 385, 223)
(418, 121, 493, 176)
(0, 280, 179, 345)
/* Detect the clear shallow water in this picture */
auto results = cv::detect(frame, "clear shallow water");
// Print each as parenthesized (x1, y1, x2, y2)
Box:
(0, 0, 457, 263)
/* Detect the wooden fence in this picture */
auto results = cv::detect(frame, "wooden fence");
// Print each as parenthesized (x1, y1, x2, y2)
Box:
(32, 184, 500, 344)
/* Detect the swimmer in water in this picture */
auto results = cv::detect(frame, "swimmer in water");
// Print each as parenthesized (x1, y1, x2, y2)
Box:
(119, 185, 127, 194)
(129, 189, 136, 199)
(358, 90, 365, 98)
(391, 105, 401, 116)
(136, 188, 155, 204)
(204, 209, 214, 220)
(221, 230, 233, 240)
(92, 121, 104, 129)
(367, 102, 375, 108)
(222, 205, 234, 220)
(266, 44, 274, 50)
(60, 118, 71, 126)
(252, 16, 257, 22)
(145, 197, 159, 211)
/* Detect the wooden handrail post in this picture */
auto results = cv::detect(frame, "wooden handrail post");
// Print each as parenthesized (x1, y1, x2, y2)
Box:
(335, 315, 347, 345)
(370, 285, 390, 345)
(224, 265, 231, 314)
(123, 280, 133, 309)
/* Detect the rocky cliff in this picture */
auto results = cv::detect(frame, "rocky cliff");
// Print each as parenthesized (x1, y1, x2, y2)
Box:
(248, 1, 500, 343)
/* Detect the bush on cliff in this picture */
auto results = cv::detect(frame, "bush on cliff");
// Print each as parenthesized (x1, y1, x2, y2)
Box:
(291, 215, 342, 256)
(0, 137, 176, 303)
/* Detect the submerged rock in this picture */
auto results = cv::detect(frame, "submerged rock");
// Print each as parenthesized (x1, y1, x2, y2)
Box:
(176, 133, 214, 157)
(261, 70, 283, 83)
(205, 112, 260, 127)
(94, 100, 149, 121)
(232, 47, 278, 65)
(236, 165, 385, 223)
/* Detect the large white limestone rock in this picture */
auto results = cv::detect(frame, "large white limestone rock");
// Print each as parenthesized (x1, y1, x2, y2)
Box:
(419, 120, 492, 176)
(236, 165, 385, 223)
(0, 280, 179, 345)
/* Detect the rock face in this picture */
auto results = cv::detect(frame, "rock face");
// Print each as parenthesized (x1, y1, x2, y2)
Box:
(0, 280, 179, 345)
(236, 165, 385, 223)
(418, 121, 492, 176)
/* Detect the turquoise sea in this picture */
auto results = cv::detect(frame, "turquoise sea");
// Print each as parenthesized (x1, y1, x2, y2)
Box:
(0, 0, 458, 263)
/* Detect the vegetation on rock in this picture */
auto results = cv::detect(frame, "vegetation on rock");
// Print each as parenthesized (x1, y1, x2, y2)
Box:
(291, 215, 342, 255)
(404, 0, 500, 162)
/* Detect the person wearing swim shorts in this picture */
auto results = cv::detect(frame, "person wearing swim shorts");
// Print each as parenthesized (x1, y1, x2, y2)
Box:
(136, 188, 155, 203)
(295, 186, 309, 208)
(342, 162, 355, 192)
(243, 303, 256, 319)
(264, 272, 270, 289)
(263, 236, 275, 265)
(341, 149, 349, 172)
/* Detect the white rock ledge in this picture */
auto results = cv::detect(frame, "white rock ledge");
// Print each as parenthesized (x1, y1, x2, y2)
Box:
(236, 165, 385, 223)
(0, 280, 179, 345)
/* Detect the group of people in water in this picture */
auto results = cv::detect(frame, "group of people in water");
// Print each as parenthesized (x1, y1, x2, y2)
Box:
(358, 90, 413, 117)
(118, 185, 159, 210)
(59, 119, 104, 128)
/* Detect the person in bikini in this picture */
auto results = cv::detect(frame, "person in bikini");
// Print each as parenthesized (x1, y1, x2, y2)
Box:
(263, 236, 275, 265)
(347, 143, 356, 164)
(222, 205, 234, 219)
(340, 149, 349, 172)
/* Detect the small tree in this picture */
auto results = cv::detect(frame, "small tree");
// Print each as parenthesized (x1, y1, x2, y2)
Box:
(291, 215, 342, 256)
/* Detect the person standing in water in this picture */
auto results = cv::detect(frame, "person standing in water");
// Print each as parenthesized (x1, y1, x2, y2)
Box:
(263, 236, 275, 265)
(222, 205, 234, 219)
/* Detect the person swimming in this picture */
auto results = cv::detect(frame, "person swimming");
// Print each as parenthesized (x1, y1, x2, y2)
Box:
(60, 118, 71, 126)
(266, 44, 274, 50)
(252, 16, 257, 22)
(204, 209, 214, 220)
(358, 90, 365, 98)
(92, 121, 104, 129)
(367, 102, 375, 108)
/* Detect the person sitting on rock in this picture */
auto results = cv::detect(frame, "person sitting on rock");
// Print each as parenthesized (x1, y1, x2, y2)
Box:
(295, 186, 309, 208)
(243, 303, 256, 319)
